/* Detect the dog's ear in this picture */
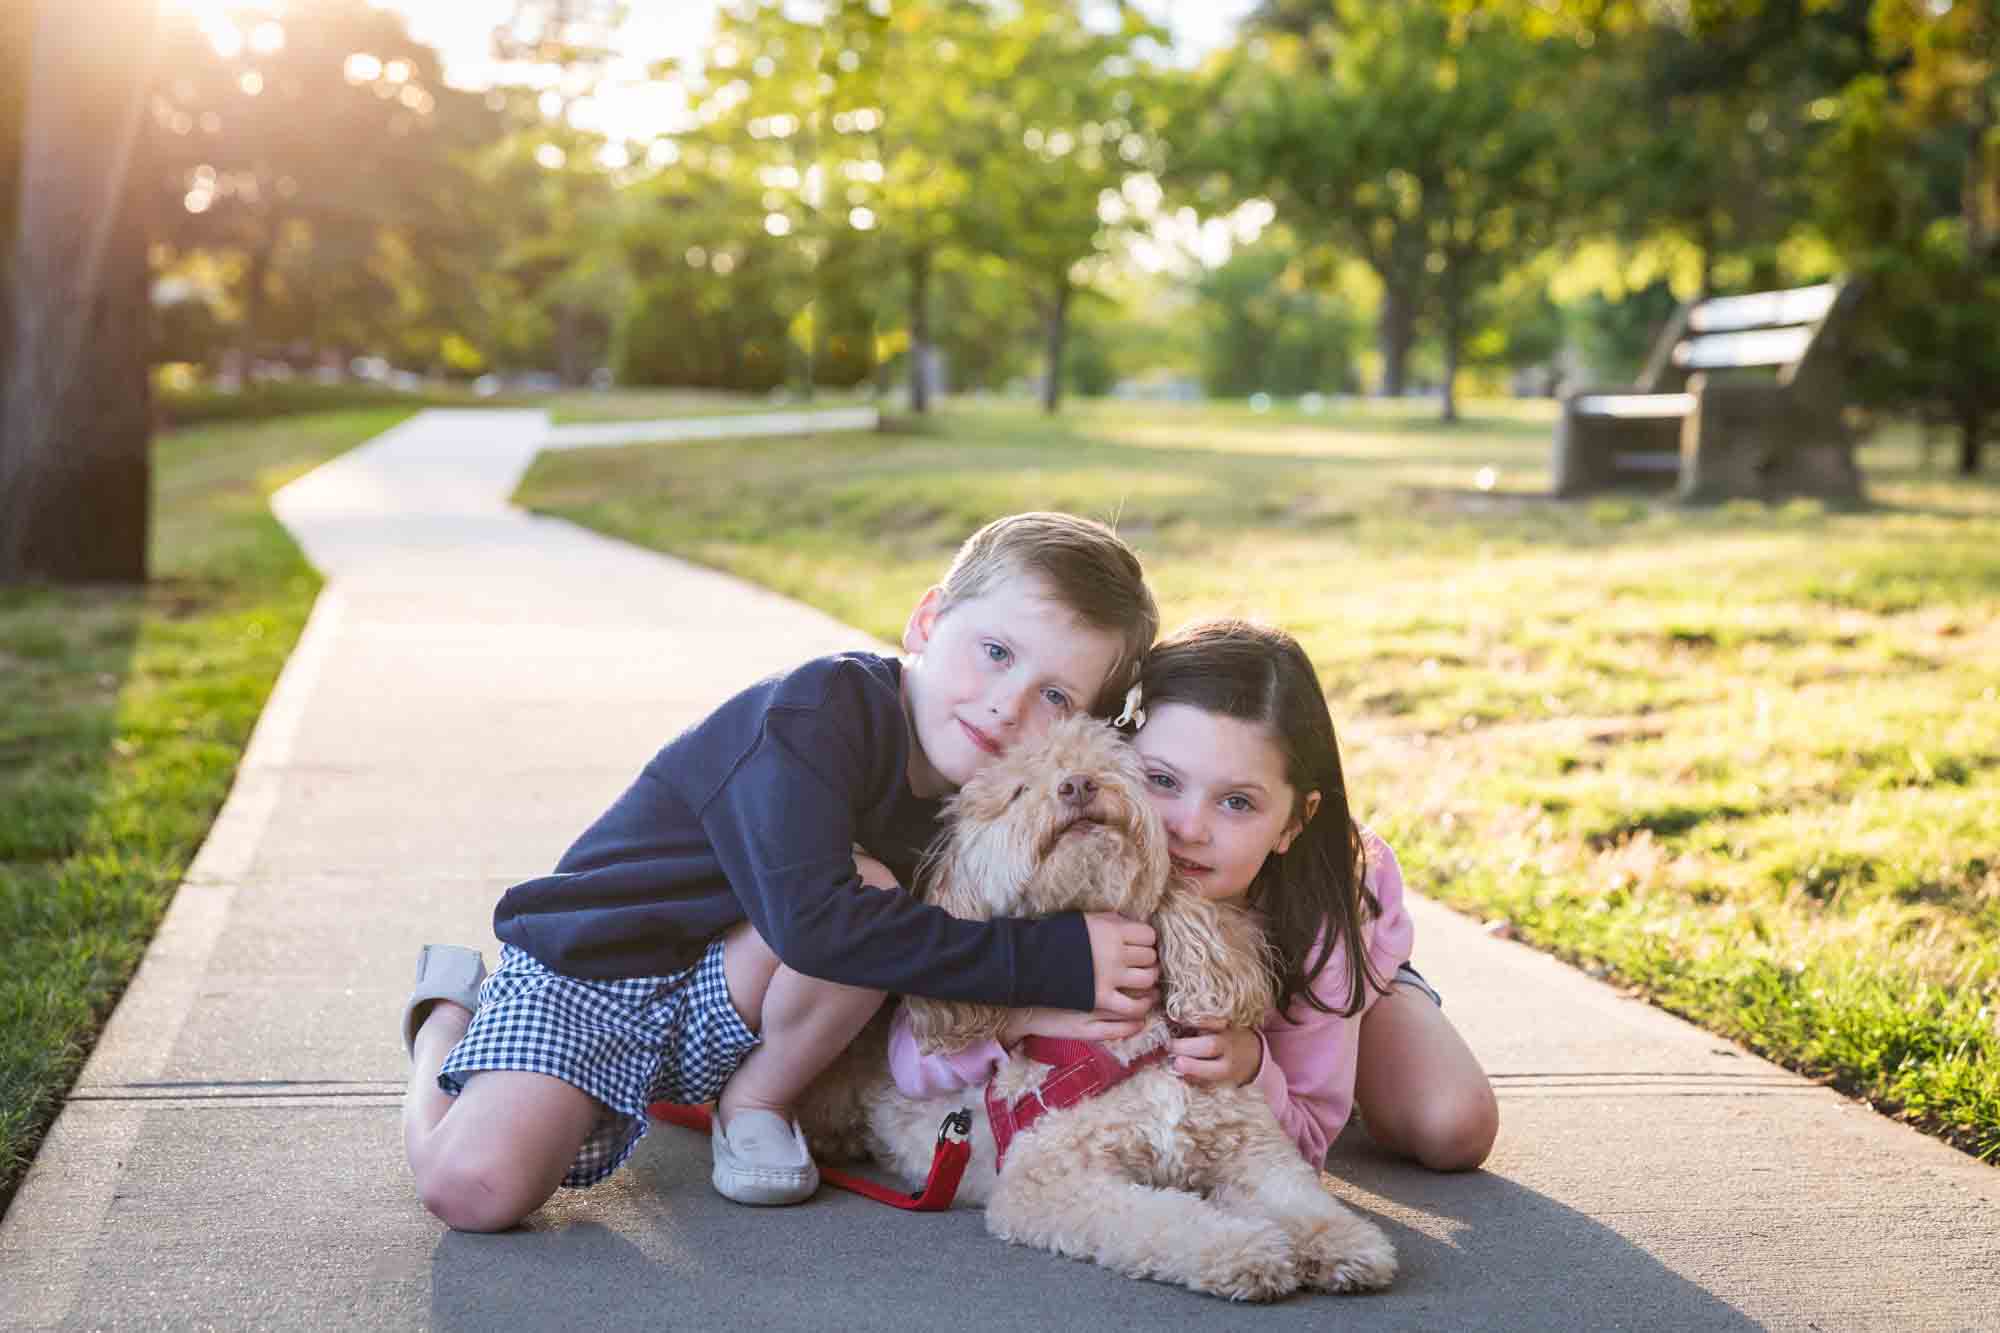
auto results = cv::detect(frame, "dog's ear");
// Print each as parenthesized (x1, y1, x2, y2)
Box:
(1155, 887, 1276, 1030)
(922, 830, 995, 923)
(1110, 772, 1174, 921)
(903, 834, 1014, 1052)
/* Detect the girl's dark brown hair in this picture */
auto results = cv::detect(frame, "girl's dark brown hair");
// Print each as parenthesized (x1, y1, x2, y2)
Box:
(1133, 619, 1383, 1018)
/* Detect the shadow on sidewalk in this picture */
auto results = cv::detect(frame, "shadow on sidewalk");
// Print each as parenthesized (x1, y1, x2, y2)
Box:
(1324, 1131, 1759, 1329)
(424, 1125, 1755, 1330)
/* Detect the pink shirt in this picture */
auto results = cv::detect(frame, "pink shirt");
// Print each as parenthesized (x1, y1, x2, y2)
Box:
(887, 827, 1416, 1165)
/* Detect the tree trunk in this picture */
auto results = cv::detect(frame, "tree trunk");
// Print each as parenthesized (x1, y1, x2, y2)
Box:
(1966, 84, 1997, 263)
(801, 295, 817, 403)
(238, 230, 274, 383)
(0, 0, 160, 583)
(1959, 402, 1985, 477)
(1439, 308, 1460, 424)
(1694, 213, 1715, 299)
(1040, 277, 1070, 416)
(555, 303, 582, 387)
(871, 315, 892, 401)
(1375, 276, 1415, 398)
(1, 0, 30, 399)
(907, 247, 931, 414)
(1438, 255, 1463, 424)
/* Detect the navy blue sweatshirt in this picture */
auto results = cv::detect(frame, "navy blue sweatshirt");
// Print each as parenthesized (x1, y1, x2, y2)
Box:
(493, 652, 1096, 1011)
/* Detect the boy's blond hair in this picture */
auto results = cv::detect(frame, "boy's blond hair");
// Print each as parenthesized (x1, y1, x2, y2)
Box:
(935, 512, 1158, 715)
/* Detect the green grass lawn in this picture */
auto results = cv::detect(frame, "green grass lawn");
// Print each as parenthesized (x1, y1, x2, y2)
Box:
(0, 407, 412, 1209)
(517, 394, 2000, 1162)
(543, 385, 874, 425)
(151, 377, 875, 428)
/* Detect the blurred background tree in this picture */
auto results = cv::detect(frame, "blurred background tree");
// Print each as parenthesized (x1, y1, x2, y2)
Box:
(1466, 0, 1994, 469)
(1812, 0, 1996, 474)
(1195, 238, 1361, 398)
(952, 0, 1167, 413)
(147, 0, 500, 379)
(0, 0, 29, 367)
(1182, 2, 1588, 415)
(1, 0, 160, 582)
(5, 0, 1997, 570)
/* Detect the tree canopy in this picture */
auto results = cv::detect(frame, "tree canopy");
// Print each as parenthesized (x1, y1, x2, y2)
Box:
(3, 0, 1993, 539)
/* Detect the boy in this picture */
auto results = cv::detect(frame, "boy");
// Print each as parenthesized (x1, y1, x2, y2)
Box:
(402, 512, 1161, 1229)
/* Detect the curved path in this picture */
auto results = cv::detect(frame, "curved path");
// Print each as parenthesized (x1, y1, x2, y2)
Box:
(2, 409, 1995, 1331)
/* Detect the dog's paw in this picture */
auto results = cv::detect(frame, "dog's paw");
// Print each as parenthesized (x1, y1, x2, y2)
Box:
(1295, 1213, 1397, 1293)
(1195, 1220, 1300, 1303)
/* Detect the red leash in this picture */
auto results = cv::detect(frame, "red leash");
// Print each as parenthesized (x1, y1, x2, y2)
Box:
(648, 1101, 973, 1211)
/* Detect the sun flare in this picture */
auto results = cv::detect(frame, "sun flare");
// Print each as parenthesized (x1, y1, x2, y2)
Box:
(158, 0, 285, 61)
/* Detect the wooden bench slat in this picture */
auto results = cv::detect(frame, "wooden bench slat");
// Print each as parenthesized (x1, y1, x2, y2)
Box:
(1687, 283, 1838, 334)
(1672, 326, 1814, 370)
(1613, 451, 1681, 472)
(1573, 392, 1696, 419)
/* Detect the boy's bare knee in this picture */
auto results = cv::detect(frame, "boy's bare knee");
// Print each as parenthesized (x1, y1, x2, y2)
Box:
(417, 1149, 552, 1233)
(764, 963, 885, 1023)
(722, 920, 782, 1033)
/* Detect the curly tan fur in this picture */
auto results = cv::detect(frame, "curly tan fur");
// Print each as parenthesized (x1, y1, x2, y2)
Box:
(906, 714, 1169, 1052)
(799, 715, 1396, 1302)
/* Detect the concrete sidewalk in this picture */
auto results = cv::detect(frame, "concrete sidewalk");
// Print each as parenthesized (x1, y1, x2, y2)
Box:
(3, 408, 1996, 1331)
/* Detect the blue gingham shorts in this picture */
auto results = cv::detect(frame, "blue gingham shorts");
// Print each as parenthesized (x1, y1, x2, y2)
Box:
(438, 936, 758, 1188)
(1393, 961, 1443, 1008)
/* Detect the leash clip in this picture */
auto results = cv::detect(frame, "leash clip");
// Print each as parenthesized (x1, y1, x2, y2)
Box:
(938, 1108, 973, 1146)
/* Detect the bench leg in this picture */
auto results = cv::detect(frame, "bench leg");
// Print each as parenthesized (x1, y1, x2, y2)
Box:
(1555, 395, 1682, 496)
(1679, 379, 1864, 504)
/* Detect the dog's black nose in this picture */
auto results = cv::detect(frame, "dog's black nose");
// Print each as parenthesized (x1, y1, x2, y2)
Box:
(1057, 775, 1098, 807)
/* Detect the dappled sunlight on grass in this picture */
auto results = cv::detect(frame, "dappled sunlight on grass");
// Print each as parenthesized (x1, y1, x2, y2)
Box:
(518, 396, 2000, 1159)
(544, 386, 875, 425)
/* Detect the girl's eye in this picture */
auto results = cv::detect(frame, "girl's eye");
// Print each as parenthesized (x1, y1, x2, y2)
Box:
(983, 641, 1011, 665)
(1222, 794, 1253, 813)
(1041, 687, 1070, 712)
(1147, 772, 1177, 792)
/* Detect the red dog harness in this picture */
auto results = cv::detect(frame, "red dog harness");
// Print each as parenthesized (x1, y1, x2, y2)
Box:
(984, 1036, 1170, 1170)
(648, 1037, 1173, 1208)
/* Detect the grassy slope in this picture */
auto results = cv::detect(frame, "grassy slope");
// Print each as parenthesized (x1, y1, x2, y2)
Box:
(0, 407, 413, 1208)
(516, 395, 2000, 1160)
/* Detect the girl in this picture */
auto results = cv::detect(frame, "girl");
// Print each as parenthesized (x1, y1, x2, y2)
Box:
(887, 618, 1498, 1171)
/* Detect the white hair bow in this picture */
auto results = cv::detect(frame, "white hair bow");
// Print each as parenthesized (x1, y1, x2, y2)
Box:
(1113, 683, 1146, 731)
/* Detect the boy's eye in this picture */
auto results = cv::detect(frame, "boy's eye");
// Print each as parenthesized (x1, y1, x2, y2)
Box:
(1041, 687, 1070, 712)
(1222, 794, 1253, 813)
(983, 641, 1011, 665)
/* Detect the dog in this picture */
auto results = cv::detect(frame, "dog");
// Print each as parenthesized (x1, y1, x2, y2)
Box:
(798, 714, 1397, 1301)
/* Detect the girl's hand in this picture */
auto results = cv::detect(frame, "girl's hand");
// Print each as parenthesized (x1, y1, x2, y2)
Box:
(1169, 1019, 1263, 1087)
(1001, 1006, 1147, 1048)
(852, 848, 897, 890)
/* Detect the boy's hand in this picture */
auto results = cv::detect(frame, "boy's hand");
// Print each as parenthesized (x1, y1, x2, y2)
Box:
(1083, 911, 1157, 1019)
(1001, 1006, 1146, 1048)
(1169, 1019, 1263, 1087)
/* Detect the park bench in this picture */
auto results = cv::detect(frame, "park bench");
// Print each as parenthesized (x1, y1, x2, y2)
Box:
(1552, 279, 1866, 502)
